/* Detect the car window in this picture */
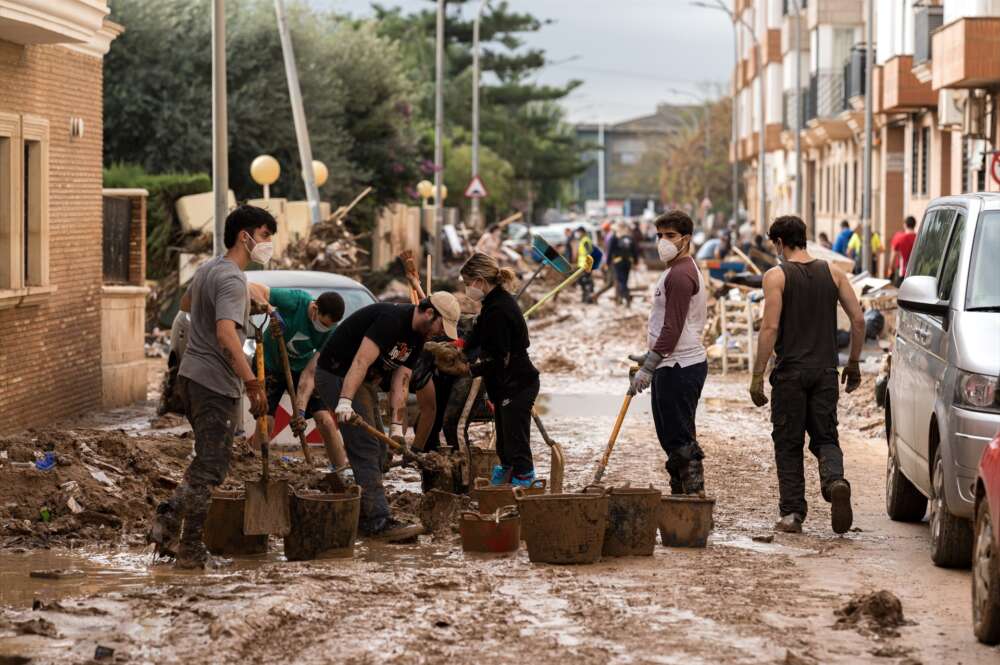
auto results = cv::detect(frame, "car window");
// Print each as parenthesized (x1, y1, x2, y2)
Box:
(936, 211, 966, 301)
(908, 209, 956, 279)
(301, 287, 374, 319)
(965, 210, 1000, 311)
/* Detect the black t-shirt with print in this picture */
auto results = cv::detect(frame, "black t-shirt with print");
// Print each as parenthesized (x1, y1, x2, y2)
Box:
(317, 303, 423, 378)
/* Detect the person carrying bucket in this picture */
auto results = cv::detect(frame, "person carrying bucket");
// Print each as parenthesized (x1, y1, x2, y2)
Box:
(630, 210, 709, 495)
(460, 252, 541, 488)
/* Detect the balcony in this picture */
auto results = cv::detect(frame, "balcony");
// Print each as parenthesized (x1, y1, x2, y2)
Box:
(844, 45, 866, 109)
(932, 17, 1000, 90)
(783, 88, 808, 131)
(814, 69, 847, 118)
(882, 54, 935, 112)
(0, 0, 108, 45)
(763, 29, 782, 65)
(806, 73, 818, 122)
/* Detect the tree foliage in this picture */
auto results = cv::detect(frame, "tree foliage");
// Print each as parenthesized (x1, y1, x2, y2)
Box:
(659, 97, 736, 220)
(104, 0, 420, 228)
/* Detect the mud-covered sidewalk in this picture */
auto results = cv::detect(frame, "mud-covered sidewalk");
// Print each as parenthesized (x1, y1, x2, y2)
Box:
(1, 271, 998, 664)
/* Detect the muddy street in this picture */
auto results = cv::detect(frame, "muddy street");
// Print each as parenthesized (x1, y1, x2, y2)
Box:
(0, 285, 997, 664)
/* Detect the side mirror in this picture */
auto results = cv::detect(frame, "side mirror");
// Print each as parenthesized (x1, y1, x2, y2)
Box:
(898, 275, 949, 316)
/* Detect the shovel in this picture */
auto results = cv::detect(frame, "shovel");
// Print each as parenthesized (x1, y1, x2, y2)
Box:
(268, 322, 315, 466)
(355, 420, 435, 472)
(591, 390, 634, 485)
(244, 324, 291, 536)
(522, 254, 593, 320)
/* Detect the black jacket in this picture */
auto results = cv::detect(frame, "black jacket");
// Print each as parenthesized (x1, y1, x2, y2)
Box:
(465, 286, 538, 396)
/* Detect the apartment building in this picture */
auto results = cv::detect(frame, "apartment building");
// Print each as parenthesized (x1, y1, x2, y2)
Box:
(732, 0, 1000, 272)
(0, 2, 142, 433)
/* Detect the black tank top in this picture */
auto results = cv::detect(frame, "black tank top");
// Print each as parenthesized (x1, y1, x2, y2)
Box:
(774, 260, 839, 370)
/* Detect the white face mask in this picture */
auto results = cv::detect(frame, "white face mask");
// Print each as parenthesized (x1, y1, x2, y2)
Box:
(312, 318, 332, 333)
(244, 232, 274, 265)
(657, 238, 679, 263)
(466, 284, 485, 302)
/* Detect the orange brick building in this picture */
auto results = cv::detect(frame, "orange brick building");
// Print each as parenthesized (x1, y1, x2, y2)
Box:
(0, 3, 127, 433)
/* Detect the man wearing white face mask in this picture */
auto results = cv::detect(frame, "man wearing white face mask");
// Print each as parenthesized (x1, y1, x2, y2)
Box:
(148, 205, 277, 568)
(630, 210, 709, 495)
(248, 283, 349, 478)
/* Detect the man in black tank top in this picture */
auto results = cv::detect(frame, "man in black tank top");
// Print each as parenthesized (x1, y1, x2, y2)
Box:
(749, 216, 866, 535)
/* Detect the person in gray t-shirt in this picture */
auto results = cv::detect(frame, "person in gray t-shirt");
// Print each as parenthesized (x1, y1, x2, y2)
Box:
(148, 205, 277, 569)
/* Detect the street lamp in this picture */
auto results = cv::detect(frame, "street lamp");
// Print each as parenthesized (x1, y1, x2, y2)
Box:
(212, 0, 227, 256)
(250, 154, 280, 200)
(311, 160, 328, 188)
(691, 0, 765, 232)
(471, 0, 490, 231)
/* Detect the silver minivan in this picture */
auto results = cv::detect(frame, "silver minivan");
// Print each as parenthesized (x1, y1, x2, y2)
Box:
(885, 193, 1000, 567)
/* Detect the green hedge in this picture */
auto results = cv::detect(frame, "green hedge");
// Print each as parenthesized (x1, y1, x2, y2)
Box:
(104, 163, 212, 279)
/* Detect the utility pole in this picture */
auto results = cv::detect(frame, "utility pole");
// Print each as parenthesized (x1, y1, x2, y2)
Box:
(275, 0, 321, 226)
(792, 0, 803, 217)
(212, 0, 227, 256)
(433, 0, 445, 278)
(730, 15, 739, 226)
(470, 0, 489, 230)
(861, 0, 874, 273)
(597, 121, 606, 212)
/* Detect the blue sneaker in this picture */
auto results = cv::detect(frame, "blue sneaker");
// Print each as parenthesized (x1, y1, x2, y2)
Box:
(490, 465, 512, 485)
(510, 470, 537, 488)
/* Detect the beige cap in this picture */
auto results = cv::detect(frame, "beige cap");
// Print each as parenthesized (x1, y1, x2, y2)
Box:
(429, 291, 460, 339)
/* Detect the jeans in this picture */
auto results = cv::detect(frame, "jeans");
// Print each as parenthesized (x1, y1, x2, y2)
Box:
(769, 367, 846, 518)
(315, 368, 390, 533)
(613, 261, 631, 303)
(172, 376, 239, 546)
(490, 375, 540, 476)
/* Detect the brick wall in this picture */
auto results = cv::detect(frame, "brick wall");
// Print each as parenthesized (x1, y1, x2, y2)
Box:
(0, 39, 105, 433)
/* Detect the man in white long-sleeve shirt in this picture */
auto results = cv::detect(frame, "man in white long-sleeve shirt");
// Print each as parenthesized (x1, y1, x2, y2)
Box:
(629, 210, 709, 495)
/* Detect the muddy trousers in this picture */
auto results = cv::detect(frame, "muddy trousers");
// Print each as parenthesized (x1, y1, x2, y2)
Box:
(651, 361, 708, 492)
(613, 261, 631, 303)
(490, 376, 540, 476)
(171, 377, 239, 548)
(769, 367, 846, 519)
(315, 368, 389, 534)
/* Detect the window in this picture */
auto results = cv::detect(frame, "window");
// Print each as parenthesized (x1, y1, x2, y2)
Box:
(909, 208, 956, 278)
(842, 163, 848, 214)
(0, 112, 49, 299)
(937, 211, 966, 301)
(920, 126, 930, 196)
(911, 123, 919, 196)
(966, 211, 1000, 310)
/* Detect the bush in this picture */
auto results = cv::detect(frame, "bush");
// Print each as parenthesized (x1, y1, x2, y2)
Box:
(104, 163, 212, 279)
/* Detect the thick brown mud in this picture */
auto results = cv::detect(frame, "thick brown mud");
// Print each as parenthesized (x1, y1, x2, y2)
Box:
(1, 268, 998, 663)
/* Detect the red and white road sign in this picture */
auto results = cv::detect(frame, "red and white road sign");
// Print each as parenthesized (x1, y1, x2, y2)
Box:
(464, 175, 489, 199)
(991, 152, 1000, 187)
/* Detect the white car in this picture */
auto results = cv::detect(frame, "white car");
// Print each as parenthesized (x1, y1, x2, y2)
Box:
(162, 270, 377, 446)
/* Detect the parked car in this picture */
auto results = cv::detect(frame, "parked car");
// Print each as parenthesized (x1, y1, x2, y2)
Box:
(884, 193, 1000, 567)
(160, 270, 377, 446)
(973, 432, 1000, 644)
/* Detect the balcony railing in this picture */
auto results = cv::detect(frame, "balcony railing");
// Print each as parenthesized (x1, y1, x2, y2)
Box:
(914, 5, 944, 65)
(815, 70, 846, 118)
(845, 45, 866, 102)
(806, 74, 818, 122)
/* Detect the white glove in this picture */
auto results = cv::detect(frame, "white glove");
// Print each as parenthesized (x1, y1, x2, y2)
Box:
(630, 350, 662, 395)
(336, 466, 355, 486)
(335, 397, 359, 425)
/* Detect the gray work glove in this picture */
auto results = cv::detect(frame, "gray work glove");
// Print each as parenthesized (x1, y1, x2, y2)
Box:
(629, 351, 662, 395)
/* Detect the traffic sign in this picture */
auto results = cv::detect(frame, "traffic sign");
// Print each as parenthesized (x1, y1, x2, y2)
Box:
(464, 175, 488, 199)
(991, 152, 1000, 187)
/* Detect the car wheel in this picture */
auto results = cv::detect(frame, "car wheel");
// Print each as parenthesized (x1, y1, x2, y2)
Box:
(973, 497, 1000, 644)
(930, 446, 974, 568)
(885, 402, 927, 522)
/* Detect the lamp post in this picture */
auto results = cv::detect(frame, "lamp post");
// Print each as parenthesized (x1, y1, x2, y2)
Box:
(433, 0, 445, 277)
(861, 0, 874, 273)
(790, 0, 803, 217)
(250, 155, 280, 200)
(471, 0, 490, 231)
(211, 0, 227, 256)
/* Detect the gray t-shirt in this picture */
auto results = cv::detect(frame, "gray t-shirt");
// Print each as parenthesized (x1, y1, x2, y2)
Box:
(178, 256, 249, 398)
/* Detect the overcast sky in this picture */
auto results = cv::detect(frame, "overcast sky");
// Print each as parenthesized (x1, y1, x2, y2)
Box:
(309, 0, 734, 124)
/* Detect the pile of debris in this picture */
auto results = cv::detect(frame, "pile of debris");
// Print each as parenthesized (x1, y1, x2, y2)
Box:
(278, 217, 370, 273)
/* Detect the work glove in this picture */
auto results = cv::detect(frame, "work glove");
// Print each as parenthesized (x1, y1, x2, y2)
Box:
(389, 423, 407, 452)
(629, 351, 662, 395)
(749, 372, 768, 407)
(269, 310, 286, 336)
(333, 465, 356, 486)
(290, 410, 308, 437)
(842, 360, 861, 394)
(244, 379, 268, 419)
(335, 397, 361, 426)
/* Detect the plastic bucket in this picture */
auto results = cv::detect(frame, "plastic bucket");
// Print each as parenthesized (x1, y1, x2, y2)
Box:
(283, 486, 361, 561)
(516, 488, 610, 564)
(203, 491, 268, 556)
(459, 509, 521, 553)
(473, 477, 546, 515)
(469, 446, 500, 482)
(586, 486, 662, 557)
(658, 495, 715, 548)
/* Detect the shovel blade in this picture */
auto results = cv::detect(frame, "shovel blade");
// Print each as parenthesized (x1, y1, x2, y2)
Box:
(243, 479, 291, 536)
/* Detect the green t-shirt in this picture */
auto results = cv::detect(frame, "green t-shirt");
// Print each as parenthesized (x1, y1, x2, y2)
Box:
(263, 288, 335, 373)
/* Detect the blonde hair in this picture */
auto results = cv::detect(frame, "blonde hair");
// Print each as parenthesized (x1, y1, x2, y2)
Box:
(461, 252, 518, 291)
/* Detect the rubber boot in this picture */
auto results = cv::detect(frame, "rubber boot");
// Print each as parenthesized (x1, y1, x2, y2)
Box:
(828, 479, 853, 534)
(147, 500, 181, 559)
(174, 505, 209, 569)
(680, 458, 706, 496)
(490, 465, 512, 485)
(664, 462, 684, 495)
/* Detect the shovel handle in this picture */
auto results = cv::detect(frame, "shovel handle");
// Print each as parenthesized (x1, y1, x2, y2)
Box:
(592, 393, 633, 484)
(355, 420, 430, 471)
(270, 325, 315, 465)
(254, 330, 269, 483)
(522, 255, 593, 320)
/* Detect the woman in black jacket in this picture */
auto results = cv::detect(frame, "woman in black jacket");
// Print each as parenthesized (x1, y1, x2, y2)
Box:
(461, 252, 540, 487)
